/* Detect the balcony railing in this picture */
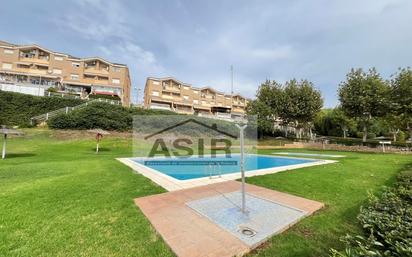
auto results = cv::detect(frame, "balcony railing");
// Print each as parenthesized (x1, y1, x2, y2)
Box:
(84, 68, 109, 75)
(162, 86, 181, 93)
(19, 57, 50, 64)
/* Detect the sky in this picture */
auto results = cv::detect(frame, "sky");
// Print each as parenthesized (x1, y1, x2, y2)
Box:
(1, 0, 412, 107)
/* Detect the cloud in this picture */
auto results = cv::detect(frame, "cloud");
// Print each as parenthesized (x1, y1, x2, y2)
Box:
(57, 0, 130, 40)
(249, 46, 294, 60)
(53, 0, 165, 96)
(4, 0, 411, 106)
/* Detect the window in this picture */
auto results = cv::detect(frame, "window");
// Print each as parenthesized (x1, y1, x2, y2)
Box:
(2, 63, 12, 69)
(153, 81, 160, 85)
(112, 78, 120, 84)
(54, 56, 64, 61)
(53, 69, 62, 75)
(193, 100, 199, 104)
(112, 66, 121, 72)
(70, 74, 79, 80)
(183, 95, 189, 100)
(152, 91, 159, 96)
(3, 49, 14, 54)
(72, 62, 80, 68)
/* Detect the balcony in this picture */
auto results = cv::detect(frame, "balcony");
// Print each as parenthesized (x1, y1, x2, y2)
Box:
(150, 102, 172, 110)
(232, 107, 245, 114)
(18, 57, 50, 65)
(84, 68, 109, 75)
(161, 94, 174, 99)
(232, 101, 245, 107)
(193, 105, 211, 111)
(14, 67, 48, 75)
(175, 108, 193, 114)
(162, 86, 181, 93)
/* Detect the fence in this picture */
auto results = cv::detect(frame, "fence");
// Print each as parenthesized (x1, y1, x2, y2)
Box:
(0, 82, 45, 96)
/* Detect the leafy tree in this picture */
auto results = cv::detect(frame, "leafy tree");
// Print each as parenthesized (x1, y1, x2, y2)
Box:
(246, 80, 283, 136)
(314, 109, 333, 136)
(390, 68, 412, 139)
(338, 68, 390, 142)
(281, 79, 323, 138)
(330, 107, 356, 138)
(314, 108, 356, 137)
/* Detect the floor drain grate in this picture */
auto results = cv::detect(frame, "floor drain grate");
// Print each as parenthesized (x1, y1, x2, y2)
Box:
(238, 226, 257, 237)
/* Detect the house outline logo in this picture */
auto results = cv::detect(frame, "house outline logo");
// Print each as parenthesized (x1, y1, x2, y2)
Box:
(144, 118, 238, 140)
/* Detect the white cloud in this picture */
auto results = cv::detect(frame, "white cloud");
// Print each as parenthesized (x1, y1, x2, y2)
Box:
(57, 0, 129, 40)
(53, 0, 165, 101)
(249, 46, 294, 60)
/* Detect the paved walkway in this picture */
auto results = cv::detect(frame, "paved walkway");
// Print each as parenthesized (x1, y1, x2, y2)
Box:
(135, 181, 324, 257)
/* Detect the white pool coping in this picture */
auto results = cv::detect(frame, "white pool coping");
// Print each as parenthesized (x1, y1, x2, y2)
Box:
(117, 154, 337, 191)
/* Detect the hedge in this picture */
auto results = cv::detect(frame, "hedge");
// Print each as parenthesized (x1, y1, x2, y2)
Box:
(48, 102, 255, 138)
(0, 91, 84, 127)
(48, 102, 178, 131)
(331, 165, 412, 257)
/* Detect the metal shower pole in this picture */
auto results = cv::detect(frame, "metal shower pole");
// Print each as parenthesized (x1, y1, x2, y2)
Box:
(2, 134, 7, 159)
(236, 124, 247, 213)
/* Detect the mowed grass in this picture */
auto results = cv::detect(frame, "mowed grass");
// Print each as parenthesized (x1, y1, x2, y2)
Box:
(0, 129, 411, 257)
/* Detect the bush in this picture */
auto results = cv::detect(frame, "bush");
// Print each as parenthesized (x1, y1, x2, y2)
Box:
(49, 102, 133, 131)
(48, 102, 246, 136)
(330, 166, 412, 257)
(88, 94, 121, 101)
(398, 131, 406, 142)
(0, 91, 84, 127)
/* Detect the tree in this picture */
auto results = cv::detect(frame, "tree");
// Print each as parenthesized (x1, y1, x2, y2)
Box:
(338, 68, 390, 142)
(330, 107, 356, 138)
(281, 79, 323, 139)
(313, 108, 356, 138)
(390, 68, 412, 139)
(246, 80, 283, 136)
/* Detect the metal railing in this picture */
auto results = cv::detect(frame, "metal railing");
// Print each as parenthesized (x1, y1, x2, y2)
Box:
(30, 98, 119, 125)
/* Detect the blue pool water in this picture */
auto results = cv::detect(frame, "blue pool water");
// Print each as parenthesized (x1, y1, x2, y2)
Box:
(133, 155, 315, 180)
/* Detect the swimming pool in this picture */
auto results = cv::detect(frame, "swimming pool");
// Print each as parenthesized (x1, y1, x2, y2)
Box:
(132, 154, 316, 180)
(118, 154, 335, 191)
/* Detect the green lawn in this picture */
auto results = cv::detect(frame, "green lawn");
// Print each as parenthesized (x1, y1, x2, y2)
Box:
(0, 129, 410, 257)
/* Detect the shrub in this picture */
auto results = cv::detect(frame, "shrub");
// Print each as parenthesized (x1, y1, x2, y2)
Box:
(48, 102, 243, 136)
(330, 166, 412, 257)
(49, 102, 132, 131)
(47, 87, 57, 93)
(397, 131, 406, 142)
(88, 94, 121, 101)
(0, 91, 84, 127)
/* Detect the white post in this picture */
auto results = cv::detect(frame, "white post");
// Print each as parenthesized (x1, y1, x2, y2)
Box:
(96, 142, 99, 153)
(382, 143, 385, 153)
(2, 134, 7, 159)
(65, 107, 69, 114)
(46, 113, 49, 120)
(236, 124, 247, 213)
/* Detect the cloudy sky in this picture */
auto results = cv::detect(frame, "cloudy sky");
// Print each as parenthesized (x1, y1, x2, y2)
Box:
(1, 0, 412, 106)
